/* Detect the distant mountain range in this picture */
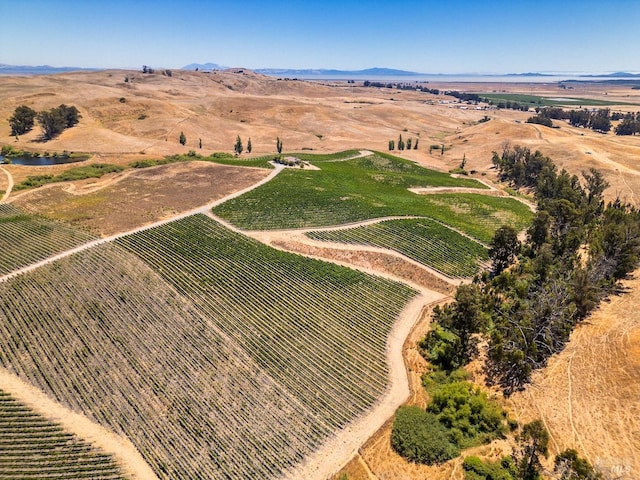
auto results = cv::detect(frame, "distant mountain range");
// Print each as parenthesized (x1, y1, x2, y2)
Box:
(182, 65, 640, 79)
(182, 64, 425, 76)
(2, 62, 639, 79)
(579, 71, 640, 78)
(0, 64, 99, 75)
(253, 67, 423, 77)
(182, 62, 228, 71)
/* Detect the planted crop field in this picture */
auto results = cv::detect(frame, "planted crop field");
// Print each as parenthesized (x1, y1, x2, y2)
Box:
(479, 92, 628, 107)
(0, 390, 125, 480)
(293, 150, 362, 162)
(0, 203, 94, 275)
(306, 218, 488, 278)
(213, 152, 532, 243)
(0, 214, 415, 479)
(420, 192, 532, 243)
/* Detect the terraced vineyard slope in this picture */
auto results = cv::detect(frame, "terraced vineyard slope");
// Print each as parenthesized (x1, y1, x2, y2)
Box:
(0, 204, 94, 275)
(0, 390, 125, 480)
(306, 218, 488, 278)
(213, 152, 531, 243)
(0, 214, 416, 479)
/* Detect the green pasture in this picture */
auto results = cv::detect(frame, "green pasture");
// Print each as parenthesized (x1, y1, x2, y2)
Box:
(213, 151, 531, 243)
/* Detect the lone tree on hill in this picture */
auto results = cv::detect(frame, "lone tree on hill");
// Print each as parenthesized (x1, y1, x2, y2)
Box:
(234, 135, 243, 155)
(179, 131, 186, 146)
(9, 105, 37, 136)
(276, 137, 283, 154)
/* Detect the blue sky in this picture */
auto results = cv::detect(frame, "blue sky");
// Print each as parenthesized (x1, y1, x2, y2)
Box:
(1, 0, 638, 73)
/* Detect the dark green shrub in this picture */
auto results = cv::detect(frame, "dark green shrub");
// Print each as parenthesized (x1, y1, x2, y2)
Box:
(14, 164, 122, 190)
(526, 115, 553, 127)
(391, 406, 459, 464)
(130, 159, 157, 168)
(211, 152, 235, 159)
(463, 455, 516, 480)
(428, 380, 506, 447)
(419, 325, 463, 371)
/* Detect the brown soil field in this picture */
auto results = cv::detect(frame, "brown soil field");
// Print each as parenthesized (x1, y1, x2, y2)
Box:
(12, 161, 269, 236)
(1, 70, 640, 479)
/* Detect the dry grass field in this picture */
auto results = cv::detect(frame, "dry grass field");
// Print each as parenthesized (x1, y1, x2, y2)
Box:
(1, 69, 639, 479)
(12, 161, 269, 236)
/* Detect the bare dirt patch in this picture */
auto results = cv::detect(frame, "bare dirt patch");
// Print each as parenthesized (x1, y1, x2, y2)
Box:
(12, 161, 270, 236)
(269, 239, 457, 296)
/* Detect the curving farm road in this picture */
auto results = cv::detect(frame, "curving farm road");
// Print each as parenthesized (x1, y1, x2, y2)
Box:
(0, 166, 13, 202)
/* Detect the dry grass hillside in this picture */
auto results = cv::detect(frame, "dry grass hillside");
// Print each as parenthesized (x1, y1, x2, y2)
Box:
(2, 69, 640, 203)
(1, 69, 640, 479)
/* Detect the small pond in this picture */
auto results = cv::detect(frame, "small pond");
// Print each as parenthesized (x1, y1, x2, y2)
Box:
(0, 155, 88, 166)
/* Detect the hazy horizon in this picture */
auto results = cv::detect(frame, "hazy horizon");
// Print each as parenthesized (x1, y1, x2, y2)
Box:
(1, 0, 639, 74)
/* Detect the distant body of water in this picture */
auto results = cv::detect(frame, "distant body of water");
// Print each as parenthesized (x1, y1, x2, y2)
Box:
(0, 155, 86, 166)
(288, 74, 640, 84)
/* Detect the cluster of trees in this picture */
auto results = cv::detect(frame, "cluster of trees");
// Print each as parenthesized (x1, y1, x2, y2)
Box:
(525, 115, 553, 127)
(363, 80, 389, 88)
(397, 353, 601, 477)
(9, 104, 81, 140)
(614, 112, 640, 135)
(422, 144, 640, 395)
(568, 109, 611, 132)
(446, 91, 482, 103)
(397, 145, 614, 476)
(389, 134, 418, 151)
(491, 100, 531, 111)
(533, 107, 614, 133)
(362, 81, 439, 95)
(420, 87, 440, 95)
(530, 106, 640, 134)
(233, 136, 252, 155)
(463, 423, 601, 479)
(391, 369, 508, 465)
